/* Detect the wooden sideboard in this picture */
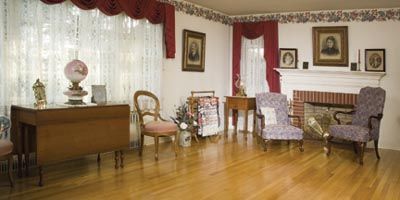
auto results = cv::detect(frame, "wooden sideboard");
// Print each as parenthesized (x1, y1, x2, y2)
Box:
(224, 96, 256, 134)
(10, 103, 130, 186)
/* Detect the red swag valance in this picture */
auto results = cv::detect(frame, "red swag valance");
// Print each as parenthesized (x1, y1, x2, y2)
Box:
(232, 21, 280, 94)
(41, 0, 176, 58)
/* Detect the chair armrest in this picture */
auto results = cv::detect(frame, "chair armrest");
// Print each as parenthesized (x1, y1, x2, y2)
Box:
(368, 113, 383, 130)
(333, 110, 355, 125)
(256, 113, 265, 129)
(288, 114, 302, 128)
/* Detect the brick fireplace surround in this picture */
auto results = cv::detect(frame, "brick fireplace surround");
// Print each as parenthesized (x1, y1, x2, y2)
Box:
(292, 90, 358, 127)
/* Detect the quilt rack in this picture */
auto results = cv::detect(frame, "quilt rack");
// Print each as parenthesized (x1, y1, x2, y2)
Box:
(187, 90, 220, 142)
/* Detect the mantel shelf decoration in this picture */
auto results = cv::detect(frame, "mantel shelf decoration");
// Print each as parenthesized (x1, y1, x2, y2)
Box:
(63, 59, 88, 105)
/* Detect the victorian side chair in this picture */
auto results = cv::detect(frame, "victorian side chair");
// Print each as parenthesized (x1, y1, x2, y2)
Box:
(326, 87, 386, 165)
(134, 90, 178, 161)
(255, 92, 304, 152)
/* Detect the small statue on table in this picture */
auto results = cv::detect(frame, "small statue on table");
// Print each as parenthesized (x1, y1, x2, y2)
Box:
(234, 74, 247, 97)
(32, 79, 47, 109)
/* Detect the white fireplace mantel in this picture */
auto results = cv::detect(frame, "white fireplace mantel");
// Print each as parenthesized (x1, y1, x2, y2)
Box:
(275, 69, 386, 99)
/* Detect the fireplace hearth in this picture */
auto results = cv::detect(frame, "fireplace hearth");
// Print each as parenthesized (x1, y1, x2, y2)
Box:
(292, 90, 358, 139)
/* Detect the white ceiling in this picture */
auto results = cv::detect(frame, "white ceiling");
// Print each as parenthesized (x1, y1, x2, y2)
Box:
(183, 0, 400, 15)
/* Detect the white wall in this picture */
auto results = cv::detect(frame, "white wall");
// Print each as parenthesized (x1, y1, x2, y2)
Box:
(279, 21, 400, 150)
(161, 12, 231, 124)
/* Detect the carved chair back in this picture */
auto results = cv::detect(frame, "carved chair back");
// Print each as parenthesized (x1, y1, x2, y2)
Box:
(352, 87, 386, 140)
(133, 90, 161, 127)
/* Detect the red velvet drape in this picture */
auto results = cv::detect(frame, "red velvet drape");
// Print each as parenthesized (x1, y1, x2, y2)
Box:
(232, 21, 280, 95)
(41, 0, 175, 58)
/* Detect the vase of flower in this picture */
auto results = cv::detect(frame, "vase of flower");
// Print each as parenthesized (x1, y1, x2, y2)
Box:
(171, 102, 198, 147)
(179, 130, 191, 147)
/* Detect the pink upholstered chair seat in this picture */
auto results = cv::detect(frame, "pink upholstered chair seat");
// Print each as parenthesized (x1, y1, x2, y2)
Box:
(144, 121, 178, 133)
(0, 140, 13, 157)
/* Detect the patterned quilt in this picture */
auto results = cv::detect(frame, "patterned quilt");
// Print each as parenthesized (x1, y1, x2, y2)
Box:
(197, 97, 220, 136)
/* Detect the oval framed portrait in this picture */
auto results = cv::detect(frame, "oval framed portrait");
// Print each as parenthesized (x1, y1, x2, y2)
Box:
(365, 49, 385, 72)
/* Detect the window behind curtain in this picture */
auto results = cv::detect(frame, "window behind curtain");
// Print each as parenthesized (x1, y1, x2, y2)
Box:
(237, 36, 269, 131)
(0, 0, 163, 114)
(240, 36, 269, 97)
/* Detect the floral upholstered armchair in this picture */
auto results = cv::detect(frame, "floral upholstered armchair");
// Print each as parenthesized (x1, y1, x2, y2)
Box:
(326, 87, 386, 165)
(255, 92, 304, 152)
(0, 115, 14, 187)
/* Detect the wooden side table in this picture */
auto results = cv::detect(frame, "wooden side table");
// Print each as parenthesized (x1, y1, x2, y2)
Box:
(224, 96, 256, 133)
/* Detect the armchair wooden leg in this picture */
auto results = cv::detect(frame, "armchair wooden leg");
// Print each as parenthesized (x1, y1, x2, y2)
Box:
(38, 166, 43, 187)
(374, 140, 380, 159)
(114, 151, 120, 169)
(139, 134, 144, 156)
(120, 150, 124, 168)
(352, 142, 358, 154)
(97, 153, 101, 165)
(263, 139, 270, 152)
(359, 142, 366, 165)
(298, 140, 304, 152)
(154, 136, 159, 161)
(324, 136, 333, 156)
(8, 155, 14, 187)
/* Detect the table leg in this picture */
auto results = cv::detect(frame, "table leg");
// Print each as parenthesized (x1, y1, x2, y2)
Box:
(244, 109, 248, 133)
(97, 153, 101, 166)
(233, 109, 238, 133)
(114, 151, 120, 169)
(253, 109, 257, 136)
(17, 123, 23, 178)
(24, 126, 29, 176)
(224, 103, 228, 132)
(119, 150, 124, 168)
(38, 166, 43, 187)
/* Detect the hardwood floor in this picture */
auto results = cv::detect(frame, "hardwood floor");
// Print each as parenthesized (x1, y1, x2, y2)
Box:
(1, 132, 400, 200)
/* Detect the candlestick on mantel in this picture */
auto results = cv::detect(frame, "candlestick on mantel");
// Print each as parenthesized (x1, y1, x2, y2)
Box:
(357, 49, 361, 71)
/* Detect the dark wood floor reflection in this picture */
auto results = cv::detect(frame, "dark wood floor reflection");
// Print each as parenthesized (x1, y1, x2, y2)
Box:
(1, 132, 399, 199)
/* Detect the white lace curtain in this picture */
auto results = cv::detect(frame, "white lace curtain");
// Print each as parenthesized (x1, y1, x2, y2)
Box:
(0, 0, 163, 114)
(237, 36, 269, 131)
(240, 36, 269, 97)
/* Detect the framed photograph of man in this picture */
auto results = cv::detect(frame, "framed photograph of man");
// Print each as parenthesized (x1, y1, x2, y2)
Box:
(279, 48, 297, 69)
(182, 29, 206, 72)
(312, 26, 348, 66)
(365, 49, 385, 72)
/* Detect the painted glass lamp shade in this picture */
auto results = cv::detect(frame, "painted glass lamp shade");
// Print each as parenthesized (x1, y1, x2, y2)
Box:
(63, 59, 89, 105)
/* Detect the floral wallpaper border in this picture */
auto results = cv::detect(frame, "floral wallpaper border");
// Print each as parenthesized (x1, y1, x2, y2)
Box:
(232, 8, 400, 23)
(159, 0, 232, 25)
(159, 0, 400, 25)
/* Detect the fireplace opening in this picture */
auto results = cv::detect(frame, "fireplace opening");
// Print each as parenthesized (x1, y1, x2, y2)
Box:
(303, 102, 354, 140)
(292, 90, 358, 141)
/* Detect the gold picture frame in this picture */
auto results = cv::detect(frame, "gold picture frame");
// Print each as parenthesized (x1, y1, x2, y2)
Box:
(91, 85, 107, 105)
(279, 48, 298, 69)
(182, 29, 206, 72)
(365, 49, 385, 72)
(312, 26, 348, 66)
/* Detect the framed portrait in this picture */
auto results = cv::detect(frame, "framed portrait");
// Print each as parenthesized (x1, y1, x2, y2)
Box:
(182, 29, 206, 72)
(312, 26, 348, 66)
(365, 49, 385, 72)
(279, 48, 297, 69)
(91, 85, 107, 104)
